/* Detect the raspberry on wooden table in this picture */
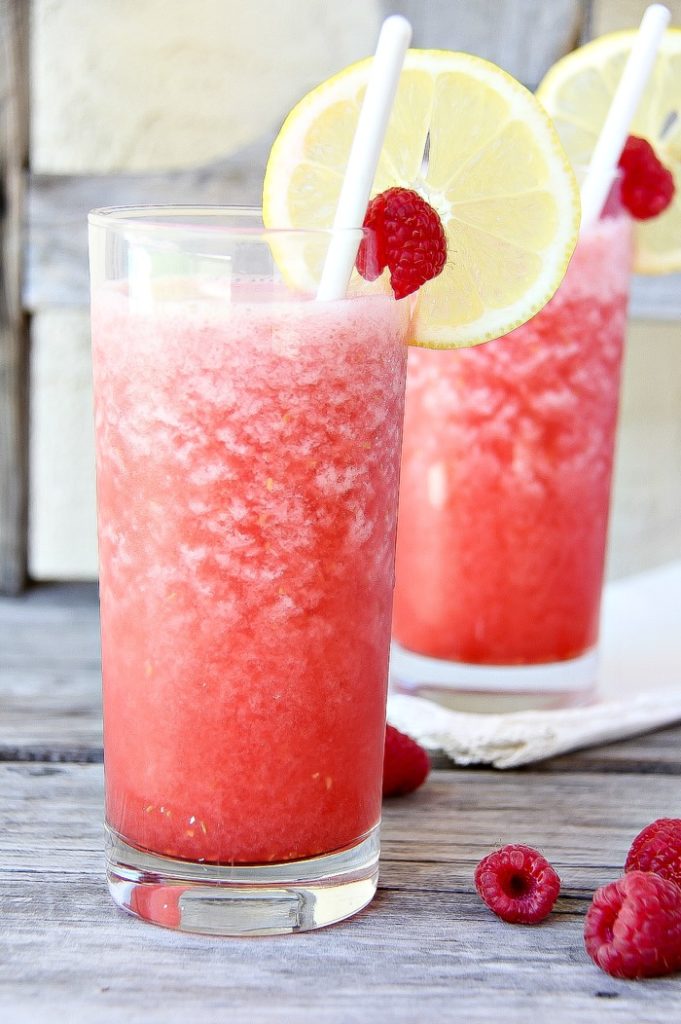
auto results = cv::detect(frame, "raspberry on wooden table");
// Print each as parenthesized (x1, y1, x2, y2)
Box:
(584, 871, 681, 979)
(356, 187, 448, 299)
(383, 724, 430, 797)
(625, 818, 681, 891)
(474, 844, 561, 924)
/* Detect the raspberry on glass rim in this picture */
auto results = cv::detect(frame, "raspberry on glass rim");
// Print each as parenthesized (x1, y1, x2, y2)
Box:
(357, 187, 448, 299)
(618, 134, 676, 220)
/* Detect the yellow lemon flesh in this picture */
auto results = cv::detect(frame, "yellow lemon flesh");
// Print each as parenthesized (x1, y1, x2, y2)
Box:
(538, 29, 681, 274)
(263, 49, 580, 348)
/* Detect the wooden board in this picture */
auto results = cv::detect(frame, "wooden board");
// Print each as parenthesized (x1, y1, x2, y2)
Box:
(2, 761, 681, 1023)
(0, 584, 101, 761)
(0, 0, 29, 594)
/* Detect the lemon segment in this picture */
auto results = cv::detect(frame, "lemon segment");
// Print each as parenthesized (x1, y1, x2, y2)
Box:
(263, 49, 580, 349)
(537, 28, 681, 274)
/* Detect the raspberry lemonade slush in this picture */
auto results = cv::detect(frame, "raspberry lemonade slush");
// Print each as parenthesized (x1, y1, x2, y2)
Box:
(389, 22, 681, 708)
(90, 208, 409, 931)
(94, 285, 407, 864)
(391, 211, 632, 701)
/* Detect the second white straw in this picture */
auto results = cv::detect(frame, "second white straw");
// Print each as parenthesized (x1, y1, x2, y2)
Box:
(580, 3, 671, 232)
(316, 15, 412, 302)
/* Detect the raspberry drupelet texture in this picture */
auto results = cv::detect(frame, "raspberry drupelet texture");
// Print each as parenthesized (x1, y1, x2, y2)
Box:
(474, 844, 561, 924)
(584, 871, 681, 979)
(618, 135, 675, 220)
(357, 187, 448, 299)
(625, 818, 681, 891)
(383, 724, 430, 797)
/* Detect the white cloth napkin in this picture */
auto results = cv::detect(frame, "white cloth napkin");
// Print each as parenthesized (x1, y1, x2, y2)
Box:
(387, 560, 681, 768)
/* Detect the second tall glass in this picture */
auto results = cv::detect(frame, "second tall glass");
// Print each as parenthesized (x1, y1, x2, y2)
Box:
(391, 199, 632, 712)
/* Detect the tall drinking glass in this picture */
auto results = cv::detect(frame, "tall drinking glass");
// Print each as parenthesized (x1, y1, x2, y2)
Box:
(89, 207, 410, 934)
(390, 194, 632, 712)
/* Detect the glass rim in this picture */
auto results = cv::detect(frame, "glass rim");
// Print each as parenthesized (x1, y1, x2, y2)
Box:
(87, 204, 369, 240)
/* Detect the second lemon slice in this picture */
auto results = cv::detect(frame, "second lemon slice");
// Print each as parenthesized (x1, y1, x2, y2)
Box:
(537, 29, 681, 274)
(263, 49, 580, 348)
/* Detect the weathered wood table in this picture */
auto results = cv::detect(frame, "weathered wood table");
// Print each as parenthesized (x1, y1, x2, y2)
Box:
(2, 584, 680, 1022)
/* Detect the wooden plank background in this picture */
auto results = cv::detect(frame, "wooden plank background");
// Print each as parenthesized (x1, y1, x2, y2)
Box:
(4, 759, 681, 1024)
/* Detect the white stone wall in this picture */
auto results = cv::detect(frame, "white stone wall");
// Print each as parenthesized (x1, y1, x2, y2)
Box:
(31, 0, 381, 173)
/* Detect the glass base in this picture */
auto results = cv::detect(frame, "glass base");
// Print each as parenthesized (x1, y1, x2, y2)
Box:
(106, 825, 380, 936)
(390, 642, 598, 713)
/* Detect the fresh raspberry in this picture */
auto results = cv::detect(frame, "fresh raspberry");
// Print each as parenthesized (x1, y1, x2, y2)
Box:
(617, 135, 675, 220)
(356, 187, 447, 299)
(383, 724, 430, 797)
(625, 818, 681, 891)
(584, 871, 681, 979)
(474, 844, 560, 924)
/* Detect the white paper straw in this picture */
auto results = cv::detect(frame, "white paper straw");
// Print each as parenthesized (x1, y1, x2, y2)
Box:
(316, 15, 412, 301)
(580, 3, 671, 232)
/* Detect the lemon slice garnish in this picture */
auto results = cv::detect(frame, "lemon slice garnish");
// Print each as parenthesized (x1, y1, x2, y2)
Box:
(538, 29, 681, 274)
(263, 49, 580, 348)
